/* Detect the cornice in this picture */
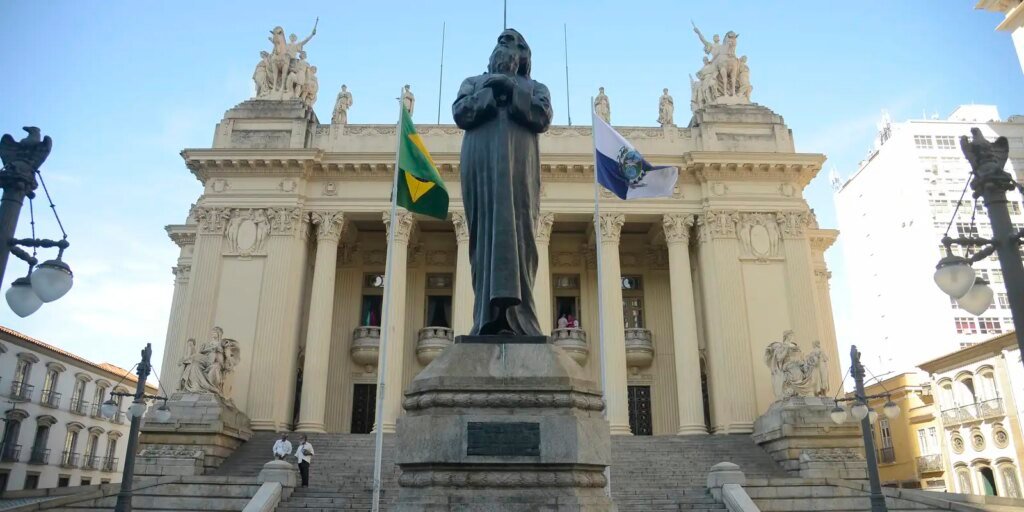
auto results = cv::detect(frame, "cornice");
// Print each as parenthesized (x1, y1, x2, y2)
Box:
(181, 148, 324, 183)
(808, 228, 839, 252)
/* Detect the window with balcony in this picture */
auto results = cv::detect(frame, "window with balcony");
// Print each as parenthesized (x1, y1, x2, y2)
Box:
(915, 135, 934, 149)
(61, 430, 79, 468)
(361, 273, 384, 327)
(91, 386, 107, 418)
(878, 417, 895, 464)
(554, 274, 581, 328)
(622, 276, 644, 329)
(29, 424, 50, 465)
(12, 358, 34, 400)
(83, 433, 100, 470)
(1, 419, 22, 462)
(424, 273, 452, 329)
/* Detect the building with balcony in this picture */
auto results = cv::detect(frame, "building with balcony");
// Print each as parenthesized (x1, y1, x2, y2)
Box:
(919, 331, 1024, 498)
(834, 105, 1024, 374)
(861, 373, 946, 490)
(0, 326, 157, 492)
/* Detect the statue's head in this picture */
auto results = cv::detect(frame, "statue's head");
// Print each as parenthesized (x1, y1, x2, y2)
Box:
(289, 33, 298, 42)
(489, 29, 531, 78)
(342, 84, 348, 91)
(404, 84, 410, 91)
(713, 34, 720, 43)
(726, 31, 738, 40)
(271, 26, 283, 35)
(782, 330, 794, 341)
(812, 340, 821, 349)
(212, 326, 224, 340)
(703, 56, 710, 65)
(260, 51, 269, 59)
(740, 55, 748, 63)
(663, 88, 669, 94)
(599, 87, 605, 93)
(310, 66, 317, 73)
(280, 432, 288, 440)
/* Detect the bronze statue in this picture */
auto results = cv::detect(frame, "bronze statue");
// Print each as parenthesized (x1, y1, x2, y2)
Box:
(453, 29, 553, 336)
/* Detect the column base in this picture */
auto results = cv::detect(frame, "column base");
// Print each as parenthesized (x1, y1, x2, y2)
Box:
(294, 422, 327, 433)
(676, 424, 708, 436)
(372, 423, 397, 434)
(609, 424, 633, 436)
(249, 419, 284, 431)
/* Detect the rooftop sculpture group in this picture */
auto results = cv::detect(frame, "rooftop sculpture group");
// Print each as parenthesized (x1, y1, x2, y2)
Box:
(690, 22, 752, 112)
(252, 21, 320, 107)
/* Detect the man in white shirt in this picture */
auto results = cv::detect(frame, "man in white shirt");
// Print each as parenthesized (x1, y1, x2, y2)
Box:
(272, 433, 292, 461)
(294, 434, 314, 487)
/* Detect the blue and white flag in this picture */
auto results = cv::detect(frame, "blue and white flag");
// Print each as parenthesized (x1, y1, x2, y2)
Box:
(593, 110, 679, 200)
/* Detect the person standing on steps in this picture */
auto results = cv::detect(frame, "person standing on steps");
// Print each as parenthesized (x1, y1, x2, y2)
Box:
(272, 432, 292, 461)
(294, 434, 315, 487)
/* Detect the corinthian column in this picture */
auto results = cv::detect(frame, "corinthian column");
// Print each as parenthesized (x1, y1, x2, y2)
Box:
(697, 209, 757, 434)
(296, 211, 345, 433)
(597, 213, 632, 435)
(662, 214, 706, 435)
(182, 207, 229, 360)
(379, 210, 415, 433)
(534, 212, 555, 335)
(159, 238, 193, 396)
(451, 211, 474, 336)
(777, 212, 822, 354)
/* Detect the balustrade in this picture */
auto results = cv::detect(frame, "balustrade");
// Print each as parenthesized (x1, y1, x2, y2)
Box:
(624, 328, 654, 372)
(916, 454, 944, 475)
(550, 328, 589, 365)
(416, 326, 454, 365)
(350, 326, 381, 372)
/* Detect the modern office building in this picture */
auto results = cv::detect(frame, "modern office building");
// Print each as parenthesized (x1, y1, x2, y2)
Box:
(835, 105, 1024, 373)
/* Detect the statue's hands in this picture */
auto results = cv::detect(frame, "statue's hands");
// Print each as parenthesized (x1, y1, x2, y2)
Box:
(482, 74, 515, 93)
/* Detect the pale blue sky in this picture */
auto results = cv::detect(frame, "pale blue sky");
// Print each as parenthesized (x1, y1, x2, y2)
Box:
(0, 1, 1022, 379)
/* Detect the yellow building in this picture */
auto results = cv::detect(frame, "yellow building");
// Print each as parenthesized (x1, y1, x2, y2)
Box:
(863, 373, 946, 490)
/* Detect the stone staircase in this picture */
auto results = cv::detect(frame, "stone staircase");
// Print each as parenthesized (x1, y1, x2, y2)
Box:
(744, 478, 947, 512)
(47, 476, 261, 512)
(211, 432, 783, 511)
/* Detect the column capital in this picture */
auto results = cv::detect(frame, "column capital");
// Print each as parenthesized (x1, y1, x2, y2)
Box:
(776, 211, 810, 239)
(383, 210, 415, 243)
(269, 207, 306, 236)
(172, 264, 192, 284)
(168, 231, 196, 248)
(696, 208, 739, 243)
(193, 207, 232, 235)
(310, 211, 345, 241)
(451, 210, 470, 243)
(662, 214, 696, 244)
(536, 211, 556, 243)
(597, 213, 625, 243)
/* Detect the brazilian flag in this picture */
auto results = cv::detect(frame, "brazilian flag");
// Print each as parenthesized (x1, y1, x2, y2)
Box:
(396, 106, 448, 219)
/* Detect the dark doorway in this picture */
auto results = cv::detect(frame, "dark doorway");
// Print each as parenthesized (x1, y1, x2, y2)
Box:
(627, 385, 653, 436)
(361, 296, 383, 326)
(981, 466, 998, 496)
(350, 384, 377, 434)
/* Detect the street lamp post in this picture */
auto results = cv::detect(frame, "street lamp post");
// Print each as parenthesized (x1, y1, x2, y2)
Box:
(830, 345, 901, 512)
(0, 127, 74, 316)
(100, 343, 169, 512)
(934, 129, 1024, 365)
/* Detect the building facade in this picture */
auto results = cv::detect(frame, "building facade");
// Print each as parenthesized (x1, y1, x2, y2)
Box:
(0, 326, 157, 492)
(835, 105, 1024, 373)
(977, 0, 1024, 73)
(863, 373, 946, 491)
(919, 332, 1024, 498)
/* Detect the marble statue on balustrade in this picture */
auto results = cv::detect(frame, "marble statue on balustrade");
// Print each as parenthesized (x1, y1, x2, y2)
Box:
(690, 22, 751, 111)
(764, 331, 829, 400)
(179, 326, 241, 400)
(332, 85, 353, 124)
(594, 86, 610, 123)
(402, 84, 415, 115)
(252, 21, 319, 107)
(658, 88, 674, 127)
(453, 28, 552, 336)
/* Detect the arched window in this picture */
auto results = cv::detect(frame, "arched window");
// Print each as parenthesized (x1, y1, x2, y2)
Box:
(998, 463, 1021, 499)
(979, 466, 999, 496)
(61, 422, 85, 468)
(956, 374, 978, 406)
(976, 367, 998, 402)
(83, 428, 102, 470)
(70, 374, 92, 415)
(955, 465, 973, 494)
(12, 353, 39, 400)
(0, 409, 28, 462)
(40, 362, 65, 408)
(938, 380, 955, 409)
(29, 415, 56, 464)
(91, 380, 111, 419)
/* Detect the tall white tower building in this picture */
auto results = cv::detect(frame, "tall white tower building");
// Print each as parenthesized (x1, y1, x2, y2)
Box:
(836, 105, 1024, 372)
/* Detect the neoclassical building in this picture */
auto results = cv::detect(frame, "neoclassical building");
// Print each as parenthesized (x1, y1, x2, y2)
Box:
(158, 87, 841, 438)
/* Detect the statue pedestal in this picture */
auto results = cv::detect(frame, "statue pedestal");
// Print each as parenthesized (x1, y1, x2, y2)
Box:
(393, 336, 616, 511)
(138, 392, 252, 476)
(751, 396, 866, 480)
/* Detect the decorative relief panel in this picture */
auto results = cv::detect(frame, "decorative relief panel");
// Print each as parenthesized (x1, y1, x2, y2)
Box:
(425, 250, 455, 266)
(696, 209, 739, 243)
(777, 211, 810, 238)
(323, 181, 338, 196)
(225, 209, 272, 257)
(552, 251, 582, 267)
(210, 179, 230, 193)
(451, 210, 470, 244)
(736, 213, 782, 262)
(363, 249, 386, 266)
(279, 179, 297, 193)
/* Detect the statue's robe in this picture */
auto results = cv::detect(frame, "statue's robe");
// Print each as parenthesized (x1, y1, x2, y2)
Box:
(453, 72, 552, 335)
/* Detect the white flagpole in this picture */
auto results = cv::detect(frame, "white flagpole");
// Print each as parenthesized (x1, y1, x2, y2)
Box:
(371, 90, 405, 512)
(590, 104, 612, 498)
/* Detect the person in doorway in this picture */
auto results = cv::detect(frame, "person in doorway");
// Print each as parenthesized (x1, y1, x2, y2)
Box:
(566, 313, 577, 329)
(294, 434, 315, 487)
(272, 433, 292, 461)
(557, 313, 568, 329)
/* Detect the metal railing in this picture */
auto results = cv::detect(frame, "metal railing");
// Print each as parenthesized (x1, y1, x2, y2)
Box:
(1, 443, 21, 462)
(69, 397, 90, 416)
(28, 447, 49, 465)
(60, 450, 80, 468)
(101, 457, 118, 472)
(83, 455, 100, 470)
(9, 381, 33, 401)
(89, 403, 104, 419)
(940, 397, 1005, 426)
(878, 446, 896, 464)
(40, 390, 61, 408)
(916, 453, 944, 475)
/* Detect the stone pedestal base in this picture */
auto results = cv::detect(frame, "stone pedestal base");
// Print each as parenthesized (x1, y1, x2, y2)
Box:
(752, 396, 867, 480)
(394, 337, 617, 511)
(138, 392, 252, 476)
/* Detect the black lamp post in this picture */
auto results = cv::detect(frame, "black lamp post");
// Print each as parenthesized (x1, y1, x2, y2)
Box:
(829, 346, 901, 512)
(99, 344, 169, 512)
(0, 127, 74, 317)
(934, 129, 1024, 367)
